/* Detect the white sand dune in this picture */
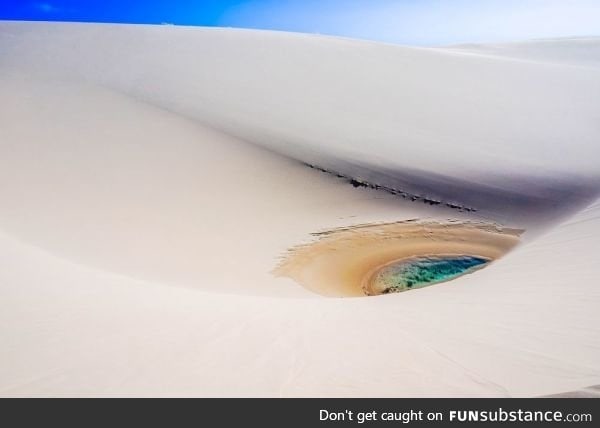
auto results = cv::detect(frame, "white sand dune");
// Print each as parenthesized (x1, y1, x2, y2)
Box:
(2, 22, 600, 228)
(445, 37, 600, 67)
(1, 22, 599, 397)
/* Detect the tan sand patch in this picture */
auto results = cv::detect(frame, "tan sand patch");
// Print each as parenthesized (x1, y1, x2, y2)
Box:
(274, 220, 522, 297)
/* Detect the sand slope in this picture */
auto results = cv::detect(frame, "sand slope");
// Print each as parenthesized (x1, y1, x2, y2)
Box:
(1, 201, 599, 397)
(2, 22, 600, 228)
(445, 37, 600, 67)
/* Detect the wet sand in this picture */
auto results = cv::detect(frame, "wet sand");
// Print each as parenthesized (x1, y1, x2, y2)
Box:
(275, 221, 522, 297)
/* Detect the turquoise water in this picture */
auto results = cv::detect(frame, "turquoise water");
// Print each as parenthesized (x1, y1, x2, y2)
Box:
(372, 255, 489, 294)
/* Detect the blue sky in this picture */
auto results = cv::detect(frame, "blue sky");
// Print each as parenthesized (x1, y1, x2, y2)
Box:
(1, 0, 600, 45)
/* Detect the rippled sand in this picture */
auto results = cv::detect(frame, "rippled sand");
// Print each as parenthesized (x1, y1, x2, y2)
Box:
(275, 221, 522, 297)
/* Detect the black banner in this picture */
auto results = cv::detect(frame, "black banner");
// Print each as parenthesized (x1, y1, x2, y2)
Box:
(1, 398, 598, 427)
